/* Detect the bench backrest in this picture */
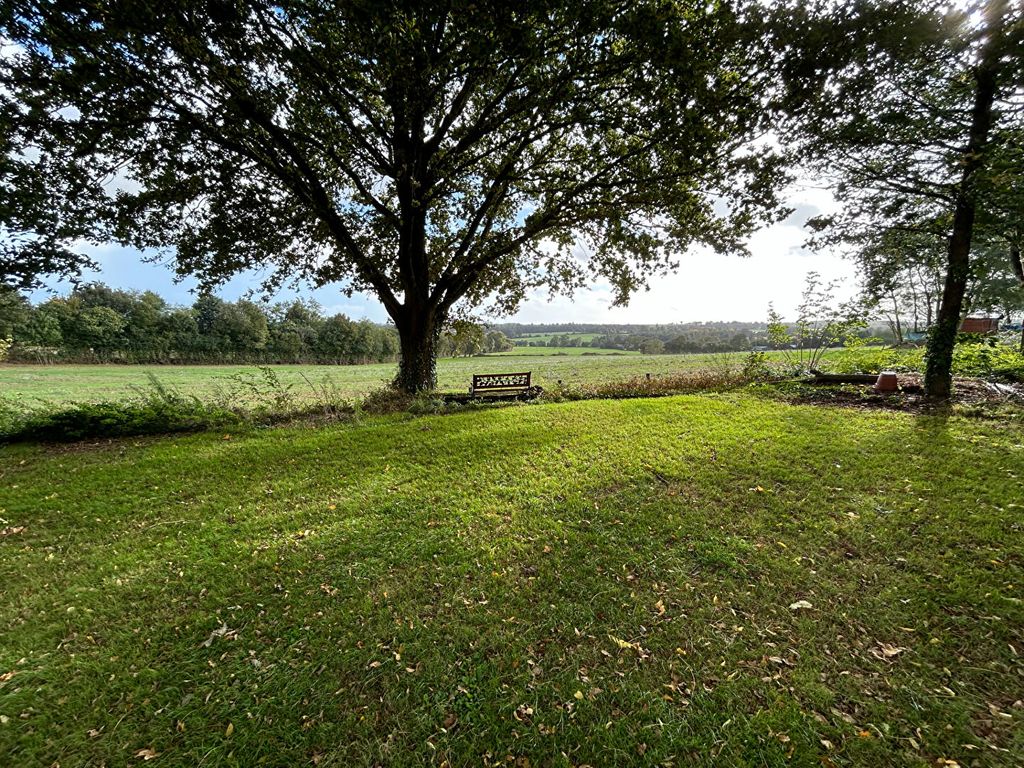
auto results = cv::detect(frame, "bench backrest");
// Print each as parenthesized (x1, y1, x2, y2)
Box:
(472, 372, 531, 392)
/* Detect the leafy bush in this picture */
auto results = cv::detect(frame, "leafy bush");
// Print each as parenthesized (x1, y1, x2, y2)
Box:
(951, 342, 1024, 381)
(823, 342, 1024, 381)
(741, 351, 775, 381)
(823, 347, 924, 375)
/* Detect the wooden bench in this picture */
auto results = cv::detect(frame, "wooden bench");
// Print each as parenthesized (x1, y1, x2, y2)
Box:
(470, 371, 533, 398)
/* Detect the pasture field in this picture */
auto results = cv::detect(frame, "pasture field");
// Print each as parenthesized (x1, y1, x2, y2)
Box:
(0, 351, 744, 405)
(489, 345, 638, 357)
(1, 393, 1022, 766)
(511, 331, 603, 343)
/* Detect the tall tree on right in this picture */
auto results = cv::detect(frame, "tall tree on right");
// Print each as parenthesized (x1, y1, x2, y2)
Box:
(786, 0, 1023, 399)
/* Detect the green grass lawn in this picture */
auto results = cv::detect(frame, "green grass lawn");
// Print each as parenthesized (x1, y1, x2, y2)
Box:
(0, 352, 741, 405)
(1, 393, 1021, 766)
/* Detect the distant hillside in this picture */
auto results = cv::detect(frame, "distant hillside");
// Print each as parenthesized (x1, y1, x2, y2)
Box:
(495, 322, 767, 337)
(495, 322, 895, 354)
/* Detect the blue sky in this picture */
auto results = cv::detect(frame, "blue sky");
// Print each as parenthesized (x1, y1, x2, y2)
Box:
(27, 186, 855, 325)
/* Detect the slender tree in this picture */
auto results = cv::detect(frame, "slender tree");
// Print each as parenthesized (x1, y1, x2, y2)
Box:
(925, 0, 1010, 398)
(0, 0, 792, 391)
(786, 0, 1024, 399)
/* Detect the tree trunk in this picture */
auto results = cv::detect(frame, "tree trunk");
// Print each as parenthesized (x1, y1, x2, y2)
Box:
(393, 306, 441, 394)
(1011, 242, 1023, 355)
(925, 225, 973, 399)
(890, 292, 903, 344)
(924, 9, 1002, 400)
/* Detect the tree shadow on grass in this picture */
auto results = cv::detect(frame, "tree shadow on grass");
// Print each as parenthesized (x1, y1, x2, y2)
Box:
(2, 397, 1022, 766)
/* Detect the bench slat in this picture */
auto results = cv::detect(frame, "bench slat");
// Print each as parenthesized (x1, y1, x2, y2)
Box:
(471, 371, 531, 395)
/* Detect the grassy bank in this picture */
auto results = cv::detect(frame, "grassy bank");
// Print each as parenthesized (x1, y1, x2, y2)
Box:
(1, 393, 1021, 766)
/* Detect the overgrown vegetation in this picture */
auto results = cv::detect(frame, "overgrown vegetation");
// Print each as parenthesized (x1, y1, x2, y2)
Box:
(0, 376, 238, 443)
(824, 341, 1024, 382)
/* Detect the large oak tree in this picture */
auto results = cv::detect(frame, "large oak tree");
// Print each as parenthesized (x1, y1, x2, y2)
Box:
(1, 0, 790, 391)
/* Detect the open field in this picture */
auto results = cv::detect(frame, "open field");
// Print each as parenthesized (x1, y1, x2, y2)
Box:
(1, 393, 1022, 766)
(489, 346, 638, 357)
(510, 331, 603, 343)
(0, 352, 744, 405)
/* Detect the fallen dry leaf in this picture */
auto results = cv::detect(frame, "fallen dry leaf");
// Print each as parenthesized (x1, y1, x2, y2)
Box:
(134, 747, 159, 760)
(871, 642, 908, 660)
(200, 623, 237, 648)
(789, 600, 813, 611)
(609, 635, 638, 651)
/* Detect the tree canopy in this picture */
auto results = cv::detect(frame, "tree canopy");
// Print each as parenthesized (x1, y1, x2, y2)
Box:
(786, 0, 1024, 397)
(1, 0, 792, 390)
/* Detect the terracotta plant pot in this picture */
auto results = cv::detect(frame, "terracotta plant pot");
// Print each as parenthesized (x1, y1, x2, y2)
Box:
(874, 371, 899, 393)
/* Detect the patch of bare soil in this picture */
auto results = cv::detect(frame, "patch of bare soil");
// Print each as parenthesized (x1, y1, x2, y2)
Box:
(787, 373, 1024, 414)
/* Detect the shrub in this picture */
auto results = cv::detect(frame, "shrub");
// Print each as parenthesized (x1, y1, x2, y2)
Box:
(951, 342, 1024, 381)
(823, 347, 924, 375)
(741, 351, 775, 382)
(822, 342, 1024, 381)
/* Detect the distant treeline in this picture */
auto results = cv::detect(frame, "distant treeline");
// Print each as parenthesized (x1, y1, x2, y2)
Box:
(499, 321, 765, 338)
(0, 285, 400, 364)
(502, 322, 895, 354)
(0, 285, 519, 365)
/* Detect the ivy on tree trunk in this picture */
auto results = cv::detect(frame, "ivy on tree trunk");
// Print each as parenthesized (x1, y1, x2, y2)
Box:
(394, 307, 442, 394)
(924, 6, 1002, 401)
